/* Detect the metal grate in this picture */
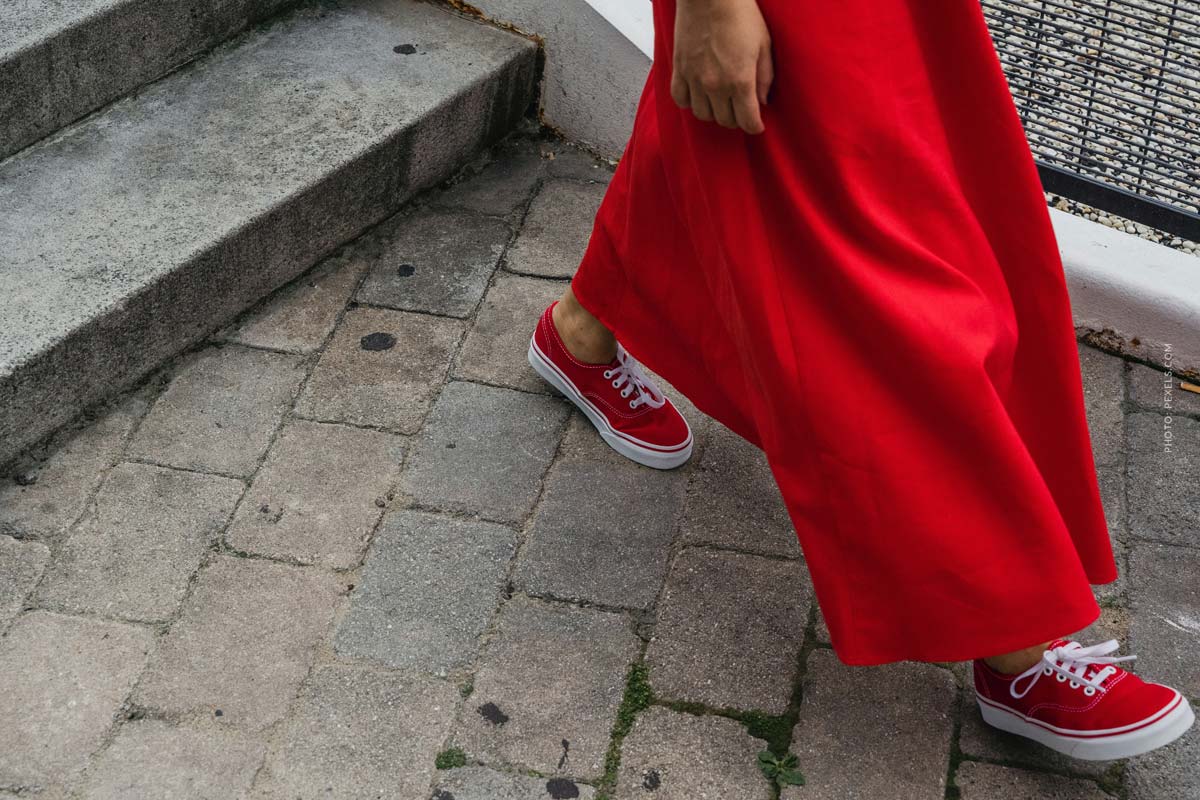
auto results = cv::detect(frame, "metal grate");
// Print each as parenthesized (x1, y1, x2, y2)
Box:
(981, 0, 1199, 242)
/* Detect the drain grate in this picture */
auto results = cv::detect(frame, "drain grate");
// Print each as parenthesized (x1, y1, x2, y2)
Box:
(982, 0, 1199, 241)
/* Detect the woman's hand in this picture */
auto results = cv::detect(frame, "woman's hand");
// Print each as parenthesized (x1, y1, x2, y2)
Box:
(671, 0, 774, 135)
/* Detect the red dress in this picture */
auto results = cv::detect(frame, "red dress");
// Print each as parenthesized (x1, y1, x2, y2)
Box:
(570, 0, 1118, 665)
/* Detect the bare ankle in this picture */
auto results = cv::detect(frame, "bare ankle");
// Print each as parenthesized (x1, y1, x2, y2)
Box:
(552, 292, 617, 364)
(983, 641, 1052, 675)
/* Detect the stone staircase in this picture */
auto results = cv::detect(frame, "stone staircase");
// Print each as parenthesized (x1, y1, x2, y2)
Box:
(0, 0, 538, 465)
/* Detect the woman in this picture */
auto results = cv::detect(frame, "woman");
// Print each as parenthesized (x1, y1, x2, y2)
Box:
(526, 0, 1192, 760)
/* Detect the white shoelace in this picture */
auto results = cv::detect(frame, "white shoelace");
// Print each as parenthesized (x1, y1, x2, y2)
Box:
(603, 345, 666, 410)
(1010, 640, 1137, 699)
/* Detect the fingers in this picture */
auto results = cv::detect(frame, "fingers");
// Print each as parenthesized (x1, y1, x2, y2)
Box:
(756, 43, 774, 107)
(689, 85, 716, 123)
(670, 69, 691, 110)
(732, 87, 764, 135)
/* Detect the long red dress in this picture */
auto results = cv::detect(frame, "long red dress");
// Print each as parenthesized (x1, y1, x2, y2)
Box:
(570, 0, 1118, 665)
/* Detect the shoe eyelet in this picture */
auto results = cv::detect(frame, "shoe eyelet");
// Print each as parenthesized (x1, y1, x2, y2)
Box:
(603, 370, 612, 379)
(1069, 680, 1080, 689)
(1084, 686, 1097, 696)
(611, 380, 620, 388)
(629, 400, 637, 409)
(1055, 673, 1067, 682)
(1043, 667, 1053, 676)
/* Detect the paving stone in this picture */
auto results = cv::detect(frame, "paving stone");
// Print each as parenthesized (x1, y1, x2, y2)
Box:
(219, 245, 367, 353)
(505, 181, 606, 278)
(0, 535, 49, 629)
(954, 763, 1110, 800)
(226, 420, 405, 568)
(129, 346, 306, 477)
(356, 208, 511, 317)
(435, 149, 546, 217)
(782, 651, 955, 800)
(253, 664, 457, 800)
(538, 140, 613, 183)
(35, 463, 242, 623)
(431, 766, 598, 800)
(0, 611, 153, 785)
(453, 272, 564, 394)
(646, 548, 809, 714)
(450, 596, 639, 780)
(134, 555, 341, 731)
(679, 423, 799, 558)
(1078, 344, 1126, 468)
(615, 707, 773, 800)
(0, 393, 148, 542)
(1129, 362, 1200, 416)
(1126, 412, 1200, 547)
(1125, 719, 1200, 800)
(397, 381, 570, 523)
(295, 307, 464, 434)
(1129, 541, 1200, 698)
(956, 608, 1129, 779)
(513, 414, 688, 610)
(79, 719, 265, 800)
(335, 509, 516, 674)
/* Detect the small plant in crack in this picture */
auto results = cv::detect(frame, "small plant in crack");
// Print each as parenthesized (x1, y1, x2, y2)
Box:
(757, 750, 805, 786)
(434, 747, 467, 770)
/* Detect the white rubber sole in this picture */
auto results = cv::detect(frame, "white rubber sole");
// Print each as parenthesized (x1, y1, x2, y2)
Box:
(528, 337, 693, 470)
(977, 691, 1195, 761)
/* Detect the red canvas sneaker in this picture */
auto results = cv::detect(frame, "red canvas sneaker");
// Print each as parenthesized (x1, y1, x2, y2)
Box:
(528, 301, 693, 469)
(974, 638, 1194, 761)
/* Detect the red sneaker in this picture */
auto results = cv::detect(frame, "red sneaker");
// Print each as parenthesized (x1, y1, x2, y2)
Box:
(974, 639, 1194, 761)
(528, 301, 693, 469)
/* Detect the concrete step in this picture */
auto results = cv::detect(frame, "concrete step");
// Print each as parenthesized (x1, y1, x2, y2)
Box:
(0, 0, 304, 161)
(0, 0, 537, 465)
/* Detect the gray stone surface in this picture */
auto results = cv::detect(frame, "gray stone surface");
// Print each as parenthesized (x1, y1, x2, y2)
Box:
(0, 0, 537, 466)
(35, 463, 243, 623)
(505, 181, 606, 277)
(435, 146, 546, 217)
(1126, 412, 1199, 547)
(0, 0, 299, 160)
(0, 393, 148, 542)
(253, 664, 458, 800)
(954, 763, 1110, 800)
(514, 415, 688, 609)
(467, 0, 648, 158)
(134, 555, 341, 730)
(356, 208, 511, 317)
(1129, 541, 1200, 698)
(78, 719, 265, 800)
(453, 272, 564, 393)
(646, 548, 810, 714)
(784, 652, 955, 800)
(1129, 363, 1200, 416)
(679, 423, 799, 558)
(615, 707, 773, 800)
(128, 346, 306, 477)
(539, 140, 614, 183)
(226, 420, 405, 568)
(433, 767, 598, 800)
(397, 381, 570, 523)
(450, 596, 639, 780)
(1125, 720, 1200, 800)
(219, 245, 367, 353)
(295, 307, 464, 434)
(0, 535, 49, 630)
(335, 509, 516, 674)
(1079, 343, 1128, 604)
(0, 611, 153, 786)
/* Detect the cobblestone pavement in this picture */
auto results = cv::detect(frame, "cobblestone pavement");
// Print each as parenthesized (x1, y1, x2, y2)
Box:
(2, 130, 1197, 800)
